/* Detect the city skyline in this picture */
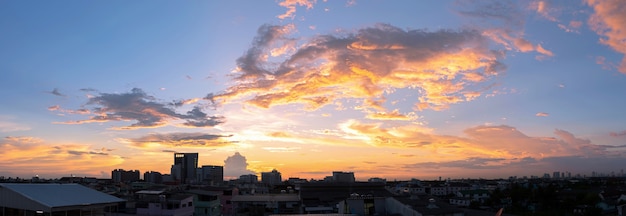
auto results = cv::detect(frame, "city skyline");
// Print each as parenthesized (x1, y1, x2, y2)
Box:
(1, 0, 626, 180)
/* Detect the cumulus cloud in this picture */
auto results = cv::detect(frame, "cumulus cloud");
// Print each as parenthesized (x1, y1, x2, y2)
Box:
(224, 152, 255, 178)
(276, 0, 316, 20)
(586, 0, 626, 73)
(55, 88, 223, 129)
(122, 132, 235, 148)
(0, 136, 123, 177)
(214, 23, 505, 112)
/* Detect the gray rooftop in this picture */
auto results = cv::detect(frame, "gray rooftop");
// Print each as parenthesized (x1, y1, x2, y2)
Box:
(0, 183, 125, 208)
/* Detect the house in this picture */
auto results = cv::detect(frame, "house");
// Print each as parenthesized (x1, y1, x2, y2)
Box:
(135, 190, 194, 216)
(0, 183, 124, 216)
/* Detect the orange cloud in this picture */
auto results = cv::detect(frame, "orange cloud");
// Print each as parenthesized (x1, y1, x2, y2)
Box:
(214, 24, 505, 113)
(365, 109, 418, 121)
(586, 0, 626, 73)
(0, 136, 123, 178)
(276, 0, 316, 20)
(535, 112, 549, 117)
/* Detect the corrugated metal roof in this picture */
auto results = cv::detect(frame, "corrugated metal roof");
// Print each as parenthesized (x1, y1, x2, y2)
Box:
(0, 183, 125, 208)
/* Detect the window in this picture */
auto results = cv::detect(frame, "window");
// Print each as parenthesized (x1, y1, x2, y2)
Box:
(188, 201, 193, 207)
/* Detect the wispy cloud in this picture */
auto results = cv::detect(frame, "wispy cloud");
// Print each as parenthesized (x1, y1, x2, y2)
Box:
(609, 130, 626, 137)
(276, 0, 316, 20)
(456, 0, 554, 58)
(46, 88, 66, 97)
(535, 112, 549, 117)
(121, 132, 236, 148)
(0, 116, 31, 132)
(55, 88, 223, 129)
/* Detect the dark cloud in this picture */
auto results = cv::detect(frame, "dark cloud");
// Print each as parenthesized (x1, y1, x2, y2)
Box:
(58, 88, 223, 129)
(127, 132, 235, 148)
(79, 88, 98, 92)
(67, 150, 109, 156)
(47, 88, 66, 97)
(224, 152, 255, 178)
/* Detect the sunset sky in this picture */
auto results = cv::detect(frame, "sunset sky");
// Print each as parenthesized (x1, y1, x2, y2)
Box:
(2, 0, 626, 181)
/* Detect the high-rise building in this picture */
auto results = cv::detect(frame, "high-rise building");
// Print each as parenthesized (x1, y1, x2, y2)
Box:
(112, 169, 140, 183)
(171, 153, 198, 183)
(553, 171, 561, 179)
(261, 169, 282, 186)
(199, 165, 224, 185)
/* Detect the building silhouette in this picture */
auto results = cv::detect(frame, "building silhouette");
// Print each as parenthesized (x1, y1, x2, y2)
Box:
(171, 153, 198, 184)
(261, 169, 282, 186)
(199, 165, 224, 185)
(111, 169, 140, 183)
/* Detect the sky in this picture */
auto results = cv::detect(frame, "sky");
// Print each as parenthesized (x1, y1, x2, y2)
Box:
(1, 0, 626, 181)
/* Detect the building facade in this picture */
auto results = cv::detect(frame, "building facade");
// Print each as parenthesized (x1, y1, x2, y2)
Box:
(261, 169, 282, 186)
(112, 169, 140, 183)
(172, 153, 198, 184)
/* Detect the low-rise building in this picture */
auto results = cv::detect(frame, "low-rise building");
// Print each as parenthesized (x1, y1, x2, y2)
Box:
(0, 183, 124, 215)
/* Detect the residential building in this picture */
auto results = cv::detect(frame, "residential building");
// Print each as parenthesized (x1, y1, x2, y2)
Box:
(112, 169, 140, 183)
(198, 165, 223, 186)
(261, 169, 282, 186)
(231, 194, 300, 215)
(332, 171, 355, 183)
(238, 174, 258, 184)
(135, 190, 194, 216)
(144, 171, 163, 184)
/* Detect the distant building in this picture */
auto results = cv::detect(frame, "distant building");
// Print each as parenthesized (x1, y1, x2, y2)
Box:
(239, 174, 258, 183)
(332, 171, 355, 183)
(144, 171, 163, 184)
(0, 183, 124, 215)
(553, 171, 561, 179)
(261, 169, 282, 186)
(112, 169, 140, 183)
(172, 153, 198, 184)
(198, 165, 224, 186)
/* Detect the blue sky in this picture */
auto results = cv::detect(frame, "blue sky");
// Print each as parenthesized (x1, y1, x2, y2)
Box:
(1, 0, 626, 180)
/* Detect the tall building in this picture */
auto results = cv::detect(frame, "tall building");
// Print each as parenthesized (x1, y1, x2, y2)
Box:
(553, 171, 561, 179)
(332, 171, 355, 183)
(111, 169, 140, 183)
(171, 153, 198, 183)
(199, 165, 224, 185)
(261, 169, 282, 185)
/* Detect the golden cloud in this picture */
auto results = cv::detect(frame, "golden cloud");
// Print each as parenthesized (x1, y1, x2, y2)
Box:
(0, 136, 123, 177)
(215, 24, 506, 113)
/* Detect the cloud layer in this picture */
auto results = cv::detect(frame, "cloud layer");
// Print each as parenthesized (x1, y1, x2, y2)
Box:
(214, 23, 506, 112)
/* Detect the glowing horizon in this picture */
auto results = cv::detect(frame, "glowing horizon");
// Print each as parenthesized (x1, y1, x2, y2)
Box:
(1, 0, 626, 181)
